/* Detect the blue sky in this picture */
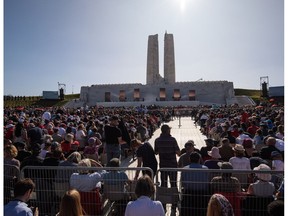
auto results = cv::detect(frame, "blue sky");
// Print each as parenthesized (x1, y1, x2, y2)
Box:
(4, 0, 284, 96)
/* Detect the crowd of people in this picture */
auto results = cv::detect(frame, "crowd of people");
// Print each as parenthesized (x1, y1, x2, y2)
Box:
(3, 104, 285, 215)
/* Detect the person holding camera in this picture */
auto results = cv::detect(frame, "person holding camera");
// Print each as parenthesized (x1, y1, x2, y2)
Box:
(4, 178, 38, 216)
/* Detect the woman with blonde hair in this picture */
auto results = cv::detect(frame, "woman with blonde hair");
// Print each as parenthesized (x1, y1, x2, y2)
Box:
(57, 189, 85, 216)
(4, 144, 20, 168)
(206, 193, 234, 216)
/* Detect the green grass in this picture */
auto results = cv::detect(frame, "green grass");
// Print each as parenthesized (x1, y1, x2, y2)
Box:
(234, 88, 262, 104)
(4, 94, 80, 108)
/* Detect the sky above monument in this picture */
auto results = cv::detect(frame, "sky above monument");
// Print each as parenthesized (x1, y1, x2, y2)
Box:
(4, 0, 285, 96)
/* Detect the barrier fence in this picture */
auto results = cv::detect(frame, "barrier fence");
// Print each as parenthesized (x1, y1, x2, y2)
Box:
(4, 164, 21, 205)
(19, 166, 153, 216)
(155, 168, 284, 216)
(4, 165, 284, 216)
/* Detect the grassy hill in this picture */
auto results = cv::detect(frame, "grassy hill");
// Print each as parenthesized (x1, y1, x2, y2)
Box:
(4, 94, 80, 108)
(4, 89, 262, 108)
(234, 88, 261, 103)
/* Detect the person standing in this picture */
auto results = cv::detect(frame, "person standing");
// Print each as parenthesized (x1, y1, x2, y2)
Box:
(154, 124, 180, 188)
(131, 139, 158, 179)
(104, 115, 126, 163)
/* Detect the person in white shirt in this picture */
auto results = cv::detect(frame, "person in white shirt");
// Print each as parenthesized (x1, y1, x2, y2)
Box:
(125, 175, 165, 216)
(271, 151, 284, 188)
(70, 158, 105, 192)
(229, 144, 251, 189)
(236, 128, 251, 144)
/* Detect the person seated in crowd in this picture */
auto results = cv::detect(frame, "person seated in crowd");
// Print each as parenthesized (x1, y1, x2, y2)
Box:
(229, 144, 251, 189)
(204, 146, 222, 169)
(236, 128, 251, 144)
(271, 151, 284, 172)
(260, 137, 282, 161)
(181, 152, 209, 192)
(51, 128, 63, 143)
(4, 144, 20, 168)
(253, 129, 264, 152)
(181, 152, 209, 216)
(56, 189, 85, 216)
(39, 141, 52, 159)
(204, 146, 223, 180)
(275, 179, 284, 200)
(210, 162, 241, 194)
(218, 138, 234, 162)
(102, 158, 130, 216)
(55, 152, 82, 199)
(83, 137, 102, 161)
(242, 138, 254, 158)
(270, 150, 284, 188)
(61, 133, 74, 158)
(125, 175, 165, 216)
(247, 164, 275, 197)
(249, 151, 269, 170)
(14, 141, 32, 163)
(267, 200, 284, 216)
(206, 193, 234, 216)
(70, 158, 104, 192)
(20, 143, 43, 178)
(4, 178, 38, 216)
(178, 140, 200, 168)
(200, 138, 214, 162)
(75, 123, 87, 151)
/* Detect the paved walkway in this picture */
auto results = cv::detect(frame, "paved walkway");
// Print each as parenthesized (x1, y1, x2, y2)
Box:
(121, 117, 207, 168)
(120, 117, 208, 215)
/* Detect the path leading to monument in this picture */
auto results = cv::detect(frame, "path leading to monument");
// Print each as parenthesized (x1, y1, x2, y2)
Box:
(121, 117, 208, 168)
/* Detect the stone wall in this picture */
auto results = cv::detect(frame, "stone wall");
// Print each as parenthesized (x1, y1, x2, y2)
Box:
(79, 81, 237, 107)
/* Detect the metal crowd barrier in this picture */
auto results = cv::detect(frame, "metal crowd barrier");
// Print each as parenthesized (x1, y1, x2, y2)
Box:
(18, 166, 153, 216)
(155, 168, 284, 216)
(4, 166, 283, 216)
(4, 164, 21, 205)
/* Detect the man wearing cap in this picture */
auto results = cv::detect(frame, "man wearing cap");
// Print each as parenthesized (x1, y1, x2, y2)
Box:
(178, 140, 199, 168)
(155, 124, 180, 188)
(104, 115, 127, 163)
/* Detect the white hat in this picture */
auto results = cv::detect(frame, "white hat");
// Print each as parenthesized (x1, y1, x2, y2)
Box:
(208, 147, 221, 159)
(253, 164, 272, 181)
(5, 124, 14, 129)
